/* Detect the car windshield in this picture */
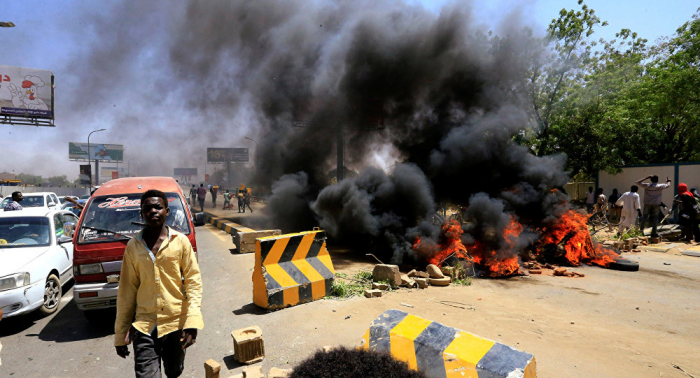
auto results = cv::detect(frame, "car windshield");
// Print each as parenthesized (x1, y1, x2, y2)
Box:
(0, 197, 9, 208)
(21, 195, 46, 208)
(0, 217, 51, 248)
(78, 192, 190, 244)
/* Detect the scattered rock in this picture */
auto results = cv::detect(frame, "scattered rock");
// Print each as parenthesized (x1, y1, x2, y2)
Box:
(231, 326, 265, 365)
(268, 367, 292, 378)
(345, 315, 352, 319)
(400, 274, 416, 288)
(553, 267, 567, 276)
(372, 264, 401, 286)
(426, 264, 445, 279)
(243, 365, 264, 378)
(571, 272, 585, 277)
(414, 277, 429, 288)
(529, 268, 542, 275)
(204, 359, 221, 378)
(371, 282, 389, 290)
(429, 277, 451, 286)
(364, 289, 383, 298)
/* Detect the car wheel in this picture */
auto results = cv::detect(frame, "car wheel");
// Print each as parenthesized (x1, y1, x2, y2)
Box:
(39, 274, 62, 315)
(608, 258, 640, 272)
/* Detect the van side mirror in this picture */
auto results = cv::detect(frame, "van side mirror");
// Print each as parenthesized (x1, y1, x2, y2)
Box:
(48, 202, 56, 207)
(58, 235, 73, 244)
(63, 222, 76, 237)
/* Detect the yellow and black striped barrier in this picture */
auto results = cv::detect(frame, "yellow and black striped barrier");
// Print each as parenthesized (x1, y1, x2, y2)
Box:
(253, 230, 335, 310)
(361, 309, 536, 378)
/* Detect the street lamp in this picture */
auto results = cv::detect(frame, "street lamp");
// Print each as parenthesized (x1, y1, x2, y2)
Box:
(87, 128, 106, 187)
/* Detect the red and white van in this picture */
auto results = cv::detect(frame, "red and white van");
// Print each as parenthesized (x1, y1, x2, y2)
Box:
(72, 177, 200, 318)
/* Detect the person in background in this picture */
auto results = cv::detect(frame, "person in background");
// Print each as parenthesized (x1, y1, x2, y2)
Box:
(197, 183, 207, 213)
(63, 197, 85, 216)
(243, 187, 253, 213)
(594, 188, 608, 216)
(636, 175, 672, 238)
(615, 185, 642, 236)
(585, 187, 595, 214)
(237, 184, 246, 213)
(114, 189, 203, 377)
(3, 191, 23, 211)
(675, 183, 700, 243)
(608, 188, 621, 223)
(189, 185, 197, 208)
(222, 189, 231, 210)
(211, 186, 218, 208)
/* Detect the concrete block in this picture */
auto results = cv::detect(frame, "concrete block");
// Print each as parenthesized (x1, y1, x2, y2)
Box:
(268, 367, 292, 378)
(232, 326, 265, 364)
(361, 309, 536, 378)
(364, 289, 383, 298)
(372, 264, 401, 286)
(243, 365, 264, 378)
(204, 359, 221, 378)
(253, 230, 335, 310)
(408, 269, 430, 278)
(372, 282, 389, 290)
(234, 228, 282, 254)
(414, 277, 429, 288)
(426, 264, 445, 279)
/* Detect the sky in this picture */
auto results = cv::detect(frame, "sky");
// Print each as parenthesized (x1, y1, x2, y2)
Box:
(0, 0, 697, 182)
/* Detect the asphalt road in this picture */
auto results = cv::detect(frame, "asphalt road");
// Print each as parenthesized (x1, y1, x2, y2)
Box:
(2, 223, 700, 377)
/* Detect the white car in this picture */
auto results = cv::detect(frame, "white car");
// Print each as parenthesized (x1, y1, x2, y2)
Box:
(0, 209, 78, 318)
(0, 192, 61, 212)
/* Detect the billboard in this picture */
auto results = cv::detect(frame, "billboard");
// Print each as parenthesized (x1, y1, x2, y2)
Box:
(174, 168, 198, 176)
(79, 165, 91, 185)
(207, 148, 249, 163)
(0, 65, 54, 124)
(69, 142, 124, 162)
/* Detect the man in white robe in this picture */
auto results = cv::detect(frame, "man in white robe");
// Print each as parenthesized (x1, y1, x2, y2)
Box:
(616, 185, 642, 234)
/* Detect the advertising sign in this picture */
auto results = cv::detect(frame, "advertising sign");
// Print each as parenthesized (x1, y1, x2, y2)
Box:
(174, 168, 198, 176)
(0, 65, 54, 120)
(207, 148, 249, 163)
(79, 165, 91, 185)
(101, 167, 118, 180)
(69, 142, 124, 162)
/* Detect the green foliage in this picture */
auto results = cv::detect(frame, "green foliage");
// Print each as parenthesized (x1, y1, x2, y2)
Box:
(452, 277, 472, 286)
(618, 227, 643, 241)
(47, 175, 70, 187)
(15, 173, 43, 186)
(326, 270, 374, 299)
(525, 3, 700, 176)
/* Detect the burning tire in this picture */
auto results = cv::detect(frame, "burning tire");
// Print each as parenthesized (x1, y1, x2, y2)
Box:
(607, 258, 639, 272)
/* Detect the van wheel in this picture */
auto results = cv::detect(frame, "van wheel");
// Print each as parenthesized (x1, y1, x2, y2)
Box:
(39, 274, 62, 315)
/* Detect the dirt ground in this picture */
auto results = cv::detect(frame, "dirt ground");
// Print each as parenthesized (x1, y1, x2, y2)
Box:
(329, 247, 700, 378)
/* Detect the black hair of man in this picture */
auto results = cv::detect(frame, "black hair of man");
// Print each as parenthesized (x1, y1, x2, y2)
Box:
(290, 347, 427, 378)
(200, 183, 204, 187)
(140, 189, 168, 208)
(631, 185, 639, 192)
(650, 175, 659, 183)
(595, 188, 604, 196)
(612, 188, 618, 194)
(11, 191, 22, 200)
(588, 187, 593, 191)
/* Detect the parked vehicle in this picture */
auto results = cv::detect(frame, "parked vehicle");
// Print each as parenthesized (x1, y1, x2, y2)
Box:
(72, 177, 203, 318)
(0, 192, 61, 212)
(0, 209, 78, 318)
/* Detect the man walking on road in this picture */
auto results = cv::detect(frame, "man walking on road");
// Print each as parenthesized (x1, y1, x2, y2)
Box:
(114, 189, 203, 378)
(197, 184, 207, 213)
(636, 175, 671, 238)
(615, 185, 642, 235)
(211, 186, 218, 208)
(189, 185, 197, 207)
(3, 191, 23, 211)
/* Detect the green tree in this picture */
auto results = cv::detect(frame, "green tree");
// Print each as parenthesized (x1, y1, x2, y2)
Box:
(16, 173, 44, 186)
(47, 175, 70, 187)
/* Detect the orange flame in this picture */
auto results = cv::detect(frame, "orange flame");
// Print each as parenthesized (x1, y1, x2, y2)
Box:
(467, 217, 523, 277)
(539, 210, 617, 267)
(413, 220, 469, 266)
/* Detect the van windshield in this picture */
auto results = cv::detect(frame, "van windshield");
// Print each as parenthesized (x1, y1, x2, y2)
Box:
(78, 193, 190, 244)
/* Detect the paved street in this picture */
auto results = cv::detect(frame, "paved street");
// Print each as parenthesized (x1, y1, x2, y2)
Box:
(2, 222, 700, 377)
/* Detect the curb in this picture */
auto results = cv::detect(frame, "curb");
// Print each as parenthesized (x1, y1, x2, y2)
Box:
(203, 212, 242, 236)
(361, 309, 536, 378)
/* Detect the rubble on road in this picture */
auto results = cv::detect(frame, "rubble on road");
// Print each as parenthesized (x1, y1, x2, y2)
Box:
(364, 289, 383, 298)
(426, 263, 445, 278)
(400, 274, 416, 288)
(371, 282, 389, 290)
(414, 277, 429, 288)
(268, 367, 292, 378)
(407, 269, 430, 278)
(243, 365, 264, 378)
(372, 264, 402, 286)
(204, 359, 221, 378)
(429, 277, 451, 286)
(232, 326, 265, 364)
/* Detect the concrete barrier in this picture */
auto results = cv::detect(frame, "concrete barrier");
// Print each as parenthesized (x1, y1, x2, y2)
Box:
(253, 230, 335, 310)
(232, 225, 281, 254)
(361, 309, 536, 378)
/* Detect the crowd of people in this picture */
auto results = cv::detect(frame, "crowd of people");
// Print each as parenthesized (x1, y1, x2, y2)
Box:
(588, 175, 700, 243)
(188, 183, 254, 213)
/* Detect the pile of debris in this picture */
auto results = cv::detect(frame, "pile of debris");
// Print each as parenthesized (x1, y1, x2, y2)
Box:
(603, 236, 649, 253)
(364, 263, 456, 298)
(524, 261, 585, 277)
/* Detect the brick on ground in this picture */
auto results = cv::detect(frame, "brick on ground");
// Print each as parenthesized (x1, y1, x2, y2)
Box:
(243, 365, 264, 378)
(204, 359, 221, 378)
(268, 367, 293, 378)
(372, 264, 401, 286)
